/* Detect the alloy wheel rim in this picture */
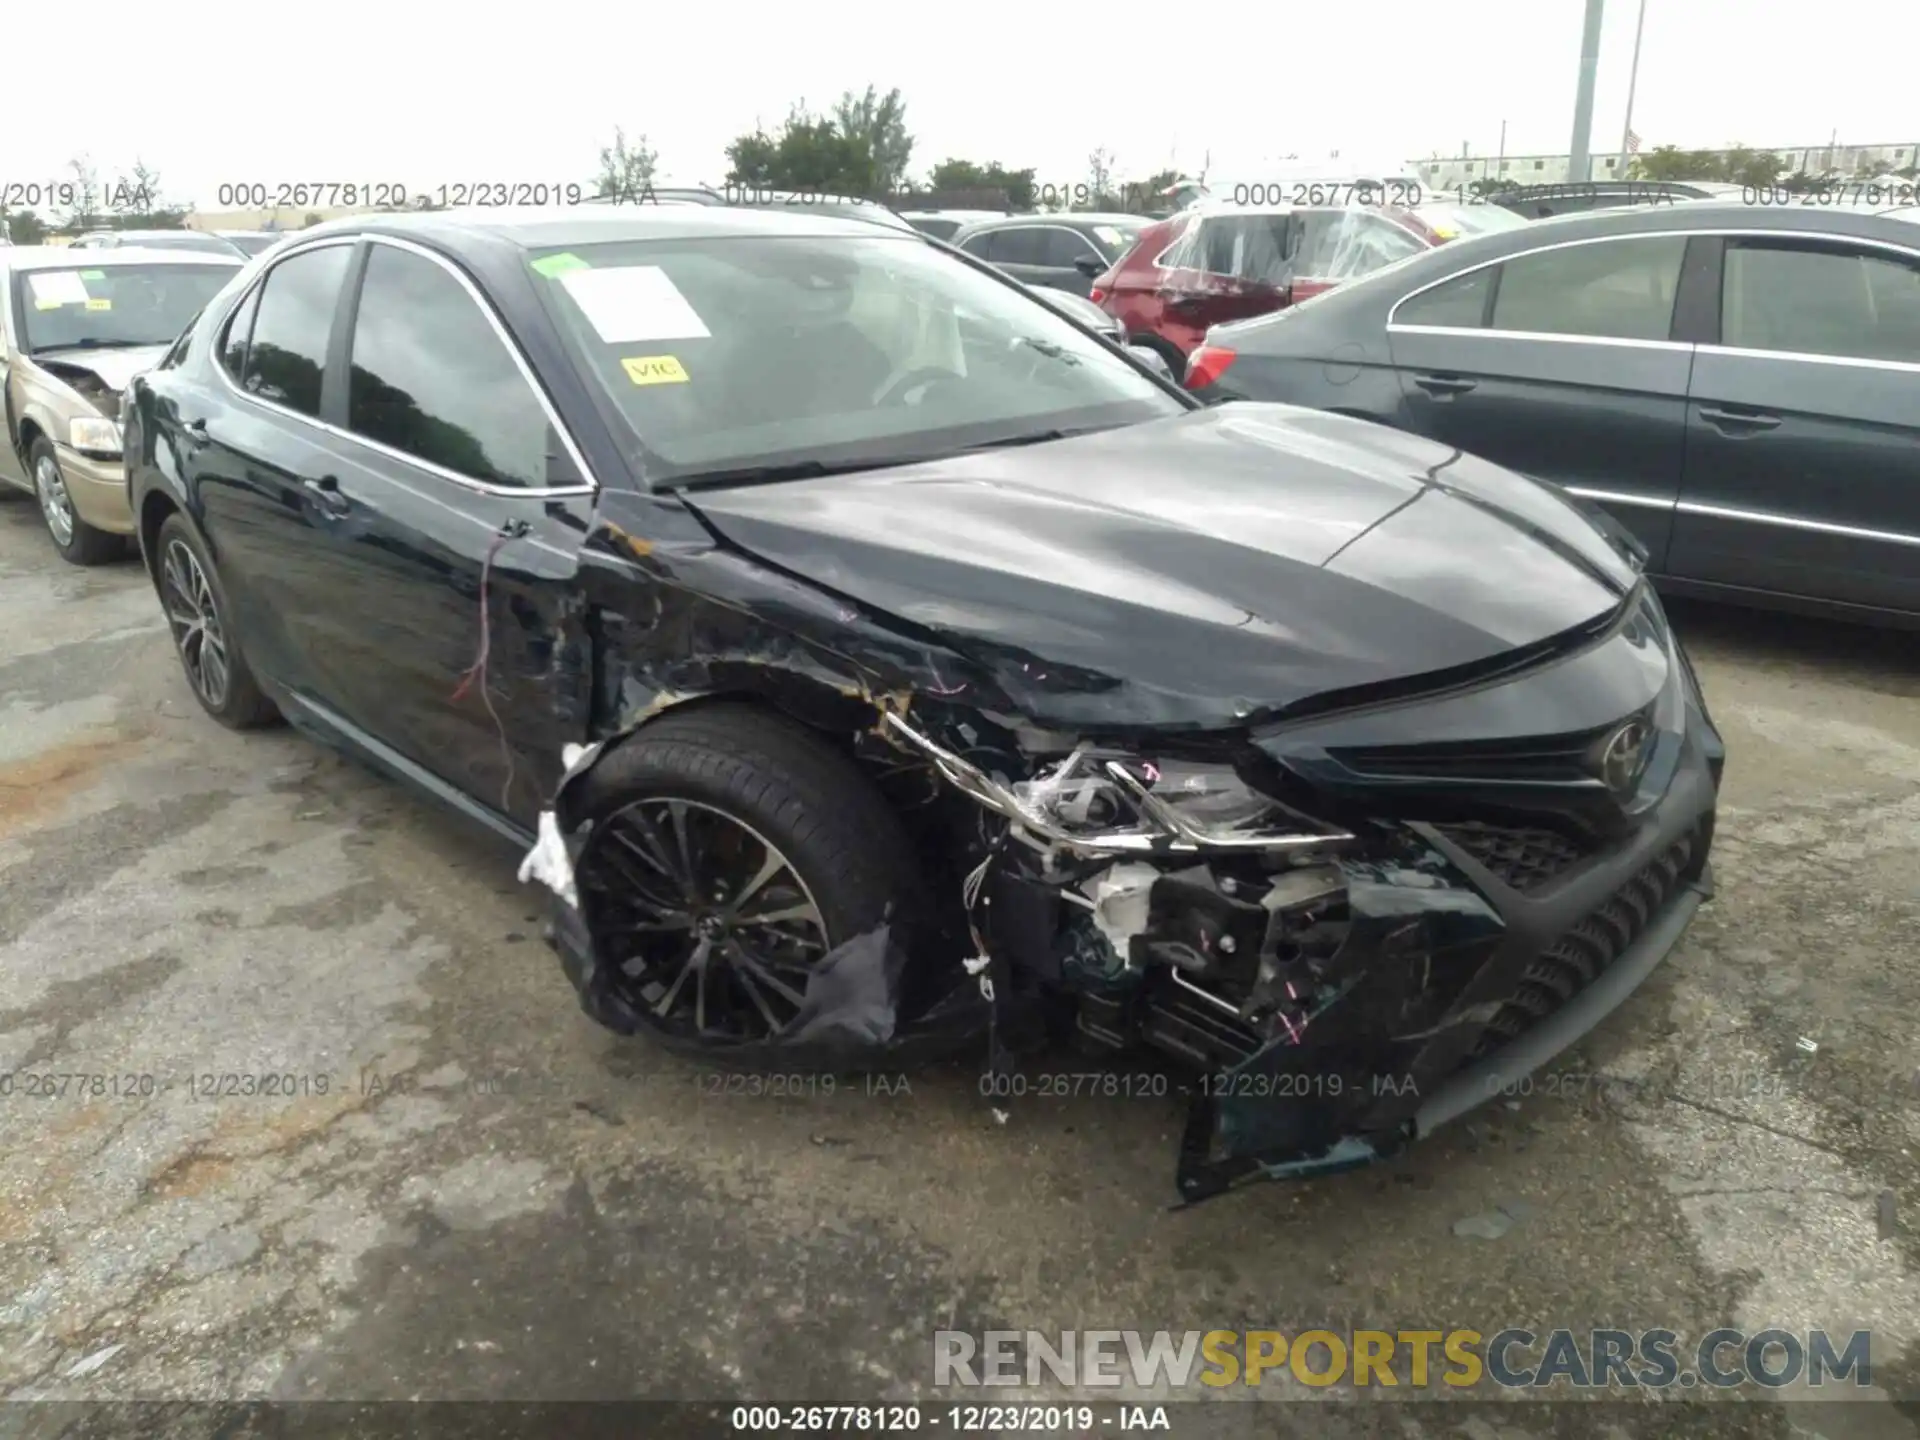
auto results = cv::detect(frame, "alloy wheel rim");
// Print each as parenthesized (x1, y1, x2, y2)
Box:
(160, 539, 231, 708)
(581, 798, 831, 1043)
(34, 454, 75, 546)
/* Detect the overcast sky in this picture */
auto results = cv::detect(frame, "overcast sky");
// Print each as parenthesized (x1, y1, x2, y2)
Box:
(13, 0, 1918, 211)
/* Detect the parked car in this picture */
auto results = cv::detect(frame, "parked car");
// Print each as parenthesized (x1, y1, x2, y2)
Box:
(124, 204, 1720, 1199)
(1481, 180, 1745, 220)
(1408, 200, 1530, 241)
(1184, 202, 1920, 626)
(900, 210, 1008, 241)
(585, 184, 921, 233)
(1092, 202, 1447, 376)
(0, 245, 244, 561)
(213, 230, 286, 257)
(950, 213, 1151, 297)
(69, 229, 251, 258)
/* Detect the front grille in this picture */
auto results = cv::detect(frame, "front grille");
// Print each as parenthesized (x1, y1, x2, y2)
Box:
(1471, 826, 1702, 1057)
(1436, 822, 1591, 892)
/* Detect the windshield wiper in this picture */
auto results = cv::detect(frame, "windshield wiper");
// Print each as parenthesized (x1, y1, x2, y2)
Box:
(956, 424, 1113, 453)
(669, 455, 931, 491)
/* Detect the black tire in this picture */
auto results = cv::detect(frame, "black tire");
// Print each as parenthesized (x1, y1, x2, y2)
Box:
(562, 703, 925, 1056)
(154, 513, 280, 729)
(28, 437, 125, 565)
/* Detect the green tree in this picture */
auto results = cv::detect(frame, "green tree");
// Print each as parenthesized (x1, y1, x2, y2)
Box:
(594, 126, 659, 202)
(1720, 145, 1785, 188)
(1630, 145, 1722, 181)
(926, 159, 1037, 210)
(832, 86, 913, 195)
(725, 105, 876, 196)
(2, 208, 48, 243)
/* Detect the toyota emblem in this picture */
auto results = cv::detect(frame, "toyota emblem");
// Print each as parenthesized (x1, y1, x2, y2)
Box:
(1599, 719, 1651, 795)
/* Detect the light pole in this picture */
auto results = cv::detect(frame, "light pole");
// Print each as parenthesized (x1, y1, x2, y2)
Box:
(1568, 0, 1607, 184)
(1618, 0, 1649, 175)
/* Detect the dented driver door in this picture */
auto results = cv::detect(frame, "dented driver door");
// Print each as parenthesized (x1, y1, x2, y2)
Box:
(283, 238, 596, 831)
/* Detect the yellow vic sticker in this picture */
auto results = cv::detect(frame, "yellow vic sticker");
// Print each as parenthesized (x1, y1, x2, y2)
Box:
(86, 298, 113, 311)
(622, 355, 688, 386)
(35, 299, 62, 310)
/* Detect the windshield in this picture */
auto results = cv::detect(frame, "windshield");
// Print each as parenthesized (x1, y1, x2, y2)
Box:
(223, 234, 279, 256)
(18, 264, 237, 352)
(530, 234, 1185, 485)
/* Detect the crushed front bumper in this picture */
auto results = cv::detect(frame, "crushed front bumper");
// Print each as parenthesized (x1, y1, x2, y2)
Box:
(1176, 652, 1721, 1201)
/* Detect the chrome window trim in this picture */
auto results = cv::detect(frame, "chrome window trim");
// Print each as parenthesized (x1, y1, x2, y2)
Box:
(1386, 226, 1920, 348)
(210, 231, 599, 499)
(1387, 323, 1693, 352)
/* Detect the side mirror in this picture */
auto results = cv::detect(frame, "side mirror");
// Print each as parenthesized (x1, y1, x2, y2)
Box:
(1127, 343, 1174, 381)
(1073, 256, 1105, 279)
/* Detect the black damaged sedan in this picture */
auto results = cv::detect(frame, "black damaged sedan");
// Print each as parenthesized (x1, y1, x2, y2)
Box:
(125, 206, 1723, 1200)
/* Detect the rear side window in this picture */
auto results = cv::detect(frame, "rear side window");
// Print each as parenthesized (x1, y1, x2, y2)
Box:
(1175, 215, 1297, 285)
(346, 243, 549, 488)
(1721, 241, 1920, 363)
(1041, 228, 1099, 267)
(243, 245, 351, 416)
(1396, 267, 1496, 327)
(988, 228, 1047, 265)
(1490, 236, 1687, 341)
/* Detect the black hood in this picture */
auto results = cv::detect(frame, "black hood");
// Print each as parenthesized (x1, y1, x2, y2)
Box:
(681, 405, 1637, 729)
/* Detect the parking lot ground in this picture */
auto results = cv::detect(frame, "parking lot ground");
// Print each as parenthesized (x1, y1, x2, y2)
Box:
(1, 492, 1917, 1440)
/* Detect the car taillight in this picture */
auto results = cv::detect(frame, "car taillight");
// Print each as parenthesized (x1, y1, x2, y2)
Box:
(1185, 344, 1237, 388)
(1089, 286, 1107, 304)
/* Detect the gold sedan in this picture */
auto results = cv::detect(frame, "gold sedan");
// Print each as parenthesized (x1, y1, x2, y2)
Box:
(1, 245, 242, 562)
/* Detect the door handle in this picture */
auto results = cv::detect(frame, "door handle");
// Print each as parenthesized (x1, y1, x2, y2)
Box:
(1697, 405, 1781, 433)
(303, 474, 350, 517)
(1413, 373, 1478, 398)
(182, 417, 209, 438)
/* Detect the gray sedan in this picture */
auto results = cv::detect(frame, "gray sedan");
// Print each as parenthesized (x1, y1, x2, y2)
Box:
(1184, 201, 1920, 627)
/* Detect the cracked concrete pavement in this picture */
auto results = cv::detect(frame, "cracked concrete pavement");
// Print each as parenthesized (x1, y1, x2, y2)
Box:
(1, 493, 1916, 1440)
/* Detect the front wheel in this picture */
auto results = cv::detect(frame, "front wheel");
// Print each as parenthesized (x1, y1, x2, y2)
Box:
(154, 513, 280, 729)
(562, 704, 924, 1055)
(30, 437, 124, 565)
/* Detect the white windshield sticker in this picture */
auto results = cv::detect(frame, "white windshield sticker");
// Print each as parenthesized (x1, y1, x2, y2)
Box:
(558, 266, 711, 343)
(1093, 226, 1126, 249)
(27, 271, 91, 307)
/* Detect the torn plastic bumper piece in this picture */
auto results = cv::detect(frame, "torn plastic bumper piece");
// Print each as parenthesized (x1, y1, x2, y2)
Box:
(1175, 863, 1713, 1203)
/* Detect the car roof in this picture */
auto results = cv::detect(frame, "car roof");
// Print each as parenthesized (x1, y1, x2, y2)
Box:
(0, 245, 245, 271)
(958, 212, 1145, 229)
(294, 204, 918, 250)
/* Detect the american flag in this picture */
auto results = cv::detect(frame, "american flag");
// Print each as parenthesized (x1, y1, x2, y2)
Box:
(1625, 129, 1643, 155)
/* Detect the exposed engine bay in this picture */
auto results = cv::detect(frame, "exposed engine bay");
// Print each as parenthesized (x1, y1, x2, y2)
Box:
(38, 362, 123, 420)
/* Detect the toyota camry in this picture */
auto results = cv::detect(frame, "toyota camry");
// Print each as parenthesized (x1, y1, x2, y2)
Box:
(124, 205, 1722, 1200)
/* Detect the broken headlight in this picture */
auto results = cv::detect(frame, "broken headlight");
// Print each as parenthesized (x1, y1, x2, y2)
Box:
(882, 713, 1352, 854)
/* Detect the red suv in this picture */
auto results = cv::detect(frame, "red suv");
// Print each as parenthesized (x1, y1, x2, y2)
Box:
(1092, 203, 1452, 378)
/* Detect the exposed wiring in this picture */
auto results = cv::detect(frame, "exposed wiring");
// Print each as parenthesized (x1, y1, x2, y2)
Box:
(450, 522, 530, 812)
